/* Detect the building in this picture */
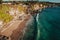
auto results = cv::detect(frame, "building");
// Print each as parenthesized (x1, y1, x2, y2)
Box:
(0, 20, 3, 28)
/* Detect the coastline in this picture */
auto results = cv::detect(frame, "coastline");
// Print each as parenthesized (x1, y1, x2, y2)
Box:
(10, 14, 31, 40)
(0, 14, 31, 40)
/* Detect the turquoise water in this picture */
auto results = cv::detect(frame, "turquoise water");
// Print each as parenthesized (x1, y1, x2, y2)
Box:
(23, 7, 60, 40)
(36, 7, 60, 40)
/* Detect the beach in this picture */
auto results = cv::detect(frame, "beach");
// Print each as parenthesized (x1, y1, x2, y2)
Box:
(0, 14, 31, 40)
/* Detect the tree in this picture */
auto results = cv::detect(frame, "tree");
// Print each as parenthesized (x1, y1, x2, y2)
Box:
(0, 0, 2, 4)
(0, 0, 2, 9)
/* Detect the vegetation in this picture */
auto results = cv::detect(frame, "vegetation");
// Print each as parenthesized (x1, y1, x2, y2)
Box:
(0, 5, 13, 23)
(0, 0, 2, 4)
(17, 5, 27, 13)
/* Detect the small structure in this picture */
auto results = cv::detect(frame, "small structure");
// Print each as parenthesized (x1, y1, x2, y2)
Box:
(2, 3, 11, 4)
(0, 20, 3, 28)
(9, 7, 20, 16)
(9, 7, 15, 16)
(40, 4, 43, 7)
(34, 4, 40, 10)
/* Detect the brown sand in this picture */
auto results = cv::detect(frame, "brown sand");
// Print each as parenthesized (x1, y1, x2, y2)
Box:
(10, 15, 31, 40)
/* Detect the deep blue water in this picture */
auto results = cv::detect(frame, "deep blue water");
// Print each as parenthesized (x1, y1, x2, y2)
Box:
(23, 7, 60, 40)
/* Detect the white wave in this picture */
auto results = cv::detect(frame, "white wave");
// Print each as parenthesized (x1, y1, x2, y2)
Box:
(36, 13, 39, 24)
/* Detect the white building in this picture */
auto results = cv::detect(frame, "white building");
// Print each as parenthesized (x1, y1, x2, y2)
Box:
(9, 8, 15, 15)
(2, 3, 11, 4)
(9, 7, 20, 16)
(34, 4, 40, 10)
(0, 20, 3, 28)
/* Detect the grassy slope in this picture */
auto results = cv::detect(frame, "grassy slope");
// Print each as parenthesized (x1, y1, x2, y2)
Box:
(0, 4, 13, 23)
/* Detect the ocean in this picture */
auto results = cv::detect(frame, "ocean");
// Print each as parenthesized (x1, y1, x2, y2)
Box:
(36, 7, 60, 40)
(22, 7, 60, 40)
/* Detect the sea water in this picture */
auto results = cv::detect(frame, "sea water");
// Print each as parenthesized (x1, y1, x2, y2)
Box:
(23, 7, 60, 40)
(36, 7, 60, 40)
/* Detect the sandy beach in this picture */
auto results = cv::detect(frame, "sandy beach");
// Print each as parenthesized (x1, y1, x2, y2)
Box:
(10, 14, 31, 40)
(0, 14, 31, 40)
